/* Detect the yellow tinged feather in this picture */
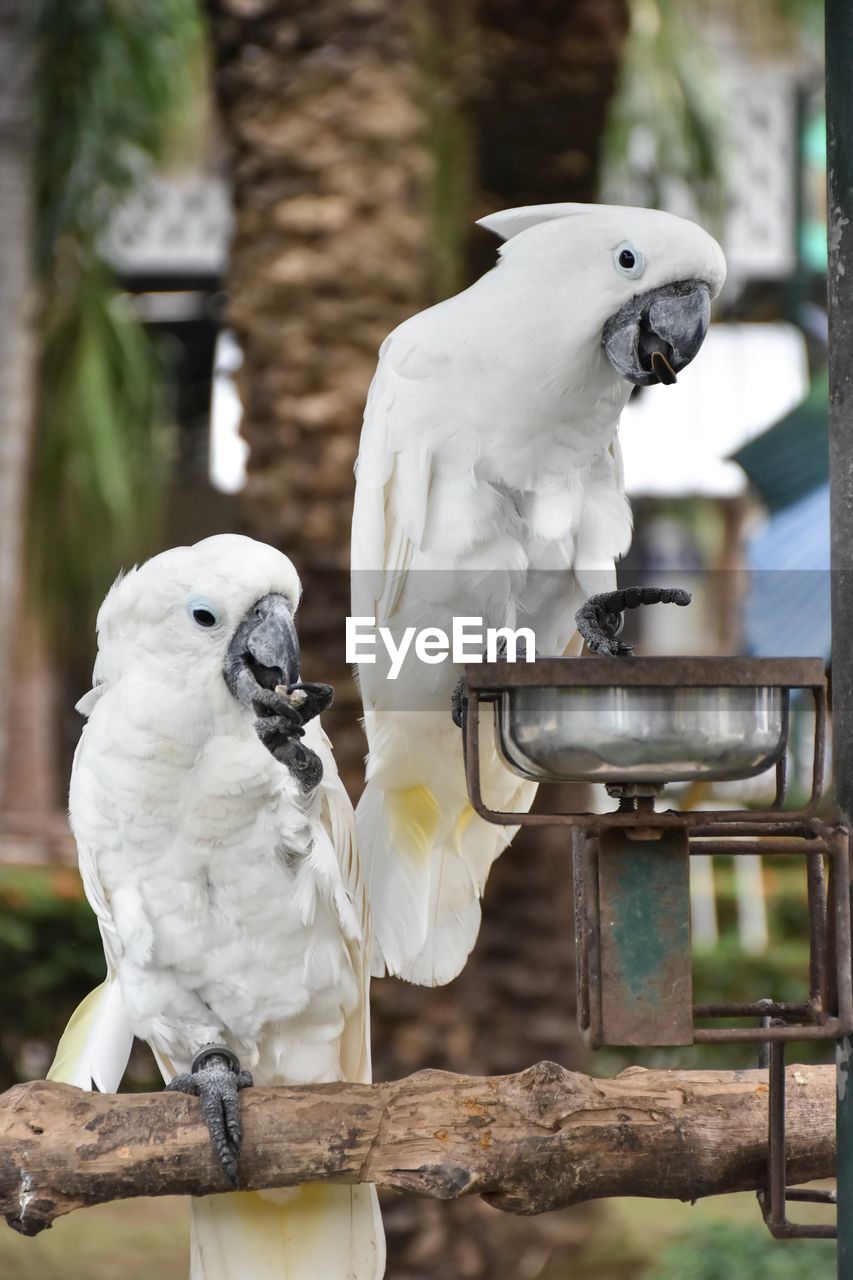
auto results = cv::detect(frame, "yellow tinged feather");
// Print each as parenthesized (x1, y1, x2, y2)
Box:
(190, 1185, 383, 1279)
(562, 630, 584, 657)
(386, 785, 441, 860)
(46, 980, 109, 1085)
(452, 803, 475, 850)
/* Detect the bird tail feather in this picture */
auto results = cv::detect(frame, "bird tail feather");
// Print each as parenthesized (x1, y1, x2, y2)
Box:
(358, 710, 537, 986)
(46, 976, 134, 1093)
(190, 1184, 385, 1280)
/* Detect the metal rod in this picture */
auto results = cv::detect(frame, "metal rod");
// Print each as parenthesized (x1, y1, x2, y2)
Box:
(769, 1036, 787, 1234)
(693, 838, 828, 855)
(464, 656, 825, 689)
(773, 691, 790, 808)
(827, 0, 853, 1269)
(694, 1020, 842, 1044)
(808, 852, 829, 1010)
(696, 1001, 817, 1019)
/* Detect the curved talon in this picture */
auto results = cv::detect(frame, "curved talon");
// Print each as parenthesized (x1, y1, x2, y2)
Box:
(167, 1045, 253, 1187)
(255, 712, 306, 744)
(450, 634, 515, 728)
(251, 692, 325, 792)
(273, 680, 334, 725)
(451, 677, 466, 728)
(252, 681, 334, 728)
(252, 688, 304, 728)
(257, 721, 324, 792)
(576, 586, 692, 656)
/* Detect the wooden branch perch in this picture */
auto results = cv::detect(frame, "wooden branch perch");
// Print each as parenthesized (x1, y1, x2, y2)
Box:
(1, 1061, 836, 1237)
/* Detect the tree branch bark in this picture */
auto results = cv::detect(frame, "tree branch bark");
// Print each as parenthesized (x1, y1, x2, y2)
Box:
(1, 1061, 835, 1237)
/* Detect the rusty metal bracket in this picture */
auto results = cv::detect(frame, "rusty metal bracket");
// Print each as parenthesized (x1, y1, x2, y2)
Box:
(757, 1028, 838, 1239)
(461, 659, 850, 1046)
(462, 657, 827, 831)
(575, 822, 852, 1047)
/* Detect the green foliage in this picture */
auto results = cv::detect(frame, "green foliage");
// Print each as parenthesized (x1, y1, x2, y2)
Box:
(29, 273, 172, 646)
(29, 0, 205, 271)
(603, 0, 727, 224)
(0, 869, 104, 1090)
(26, 0, 206, 654)
(648, 1221, 835, 1279)
(603, 0, 824, 224)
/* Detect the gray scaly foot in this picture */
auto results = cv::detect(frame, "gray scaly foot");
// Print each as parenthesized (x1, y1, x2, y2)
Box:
(166, 1044, 253, 1186)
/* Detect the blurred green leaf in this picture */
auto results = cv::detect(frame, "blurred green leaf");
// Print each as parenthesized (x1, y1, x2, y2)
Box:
(648, 1220, 835, 1279)
(603, 0, 824, 224)
(25, 0, 206, 654)
(0, 870, 105, 1089)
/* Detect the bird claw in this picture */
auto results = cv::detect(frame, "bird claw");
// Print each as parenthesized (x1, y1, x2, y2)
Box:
(575, 586, 691, 656)
(451, 635, 513, 727)
(251, 685, 328, 791)
(451, 677, 466, 728)
(166, 1045, 253, 1187)
(254, 714, 324, 792)
(285, 680, 334, 724)
(252, 681, 334, 728)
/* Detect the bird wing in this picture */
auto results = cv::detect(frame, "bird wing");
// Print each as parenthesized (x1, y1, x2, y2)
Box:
(351, 320, 634, 985)
(351, 334, 433, 633)
(47, 730, 134, 1092)
(307, 721, 373, 1085)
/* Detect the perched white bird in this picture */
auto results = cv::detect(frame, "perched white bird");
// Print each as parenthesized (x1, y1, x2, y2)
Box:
(352, 203, 726, 987)
(48, 534, 384, 1280)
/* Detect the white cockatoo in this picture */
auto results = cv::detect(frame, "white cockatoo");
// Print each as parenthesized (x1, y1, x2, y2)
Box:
(351, 203, 726, 987)
(48, 534, 384, 1280)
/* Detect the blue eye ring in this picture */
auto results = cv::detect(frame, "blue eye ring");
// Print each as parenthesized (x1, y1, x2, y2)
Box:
(187, 597, 221, 630)
(613, 242, 645, 280)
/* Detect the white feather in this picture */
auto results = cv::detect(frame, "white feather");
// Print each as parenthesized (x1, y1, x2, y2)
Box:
(352, 204, 726, 986)
(54, 534, 382, 1279)
(47, 976, 133, 1093)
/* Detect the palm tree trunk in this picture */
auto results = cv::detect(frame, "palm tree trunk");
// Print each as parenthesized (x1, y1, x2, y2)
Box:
(206, 0, 431, 787)
(468, 0, 629, 274)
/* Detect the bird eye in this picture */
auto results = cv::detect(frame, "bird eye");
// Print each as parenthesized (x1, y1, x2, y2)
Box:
(187, 598, 221, 630)
(614, 243, 644, 279)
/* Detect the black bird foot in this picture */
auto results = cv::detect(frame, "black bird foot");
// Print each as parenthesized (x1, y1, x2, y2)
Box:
(274, 680, 335, 726)
(166, 1045, 253, 1186)
(451, 677, 466, 728)
(575, 586, 692, 656)
(451, 635, 515, 728)
(251, 682, 333, 792)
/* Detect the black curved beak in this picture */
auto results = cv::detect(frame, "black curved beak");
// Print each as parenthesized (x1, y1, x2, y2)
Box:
(602, 279, 711, 387)
(224, 593, 301, 708)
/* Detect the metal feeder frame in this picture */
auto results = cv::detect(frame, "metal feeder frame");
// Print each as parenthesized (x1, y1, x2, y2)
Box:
(757, 1027, 838, 1240)
(461, 656, 853, 1048)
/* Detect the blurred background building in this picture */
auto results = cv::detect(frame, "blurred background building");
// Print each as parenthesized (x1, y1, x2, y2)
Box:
(0, 2, 835, 1278)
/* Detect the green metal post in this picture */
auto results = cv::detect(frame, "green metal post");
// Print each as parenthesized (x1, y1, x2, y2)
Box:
(826, 1, 853, 1273)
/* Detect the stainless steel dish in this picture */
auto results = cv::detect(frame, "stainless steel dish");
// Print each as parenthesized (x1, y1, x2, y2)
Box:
(495, 684, 788, 785)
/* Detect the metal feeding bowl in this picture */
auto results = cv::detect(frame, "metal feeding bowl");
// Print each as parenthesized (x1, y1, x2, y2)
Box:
(498, 683, 787, 785)
(469, 656, 825, 790)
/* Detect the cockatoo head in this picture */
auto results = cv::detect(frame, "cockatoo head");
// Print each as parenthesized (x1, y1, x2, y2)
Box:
(479, 203, 726, 388)
(89, 534, 304, 713)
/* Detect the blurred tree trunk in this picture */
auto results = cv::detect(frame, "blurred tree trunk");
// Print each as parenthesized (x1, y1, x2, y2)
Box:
(207, 2, 628, 1275)
(205, 0, 430, 787)
(0, 0, 36, 786)
(469, 0, 629, 275)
